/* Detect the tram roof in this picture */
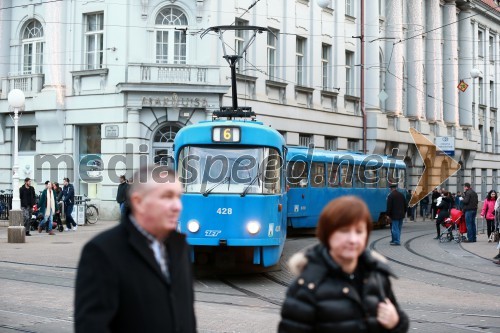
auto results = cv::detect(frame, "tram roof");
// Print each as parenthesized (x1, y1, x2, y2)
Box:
(175, 119, 285, 149)
(286, 146, 406, 167)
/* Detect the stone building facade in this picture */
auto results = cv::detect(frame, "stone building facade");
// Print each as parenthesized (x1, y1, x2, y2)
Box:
(0, 0, 498, 219)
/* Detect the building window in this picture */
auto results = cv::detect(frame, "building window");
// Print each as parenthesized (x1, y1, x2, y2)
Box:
(325, 137, 337, 151)
(296, 37, 306, 85)
(490, 81, 495, 107)
(489, 36, 494, 63)
(322, 44, 331, 90)
(153, 123, 181, 166)
(479, 125, 485, 152)
(479, 77, 484, 104)
(267, 28, 278, 79)
(345, 51, 354, 95)
(155, 7, 188, 64)
(22, 20, 44, 74)
(347, 139, 358, 152)
(491, 126, 496, 153)
(84, 13, 104, 70)
(235, 19, 248, 73)
(19, 127, 36, 151)
(346, 0, 353, 16)
(299, 134, 311, 146)
(478, 30, 484, 58)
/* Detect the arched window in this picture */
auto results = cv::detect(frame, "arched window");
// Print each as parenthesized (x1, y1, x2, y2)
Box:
(155, 7, 188, 64)
(152, 123, 181, 166)
(22, 20, 44, 74)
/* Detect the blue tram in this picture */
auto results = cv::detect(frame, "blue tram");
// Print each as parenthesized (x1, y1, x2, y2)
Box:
(174, 121, 406, 268)
(286, 147, 407, 229)
(174, 120, 287, 268)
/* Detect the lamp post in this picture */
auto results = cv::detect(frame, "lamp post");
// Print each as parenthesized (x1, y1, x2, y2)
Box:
(7, 89, 25, 243)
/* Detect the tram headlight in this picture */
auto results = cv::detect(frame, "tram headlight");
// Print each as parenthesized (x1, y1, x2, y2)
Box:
(246, 221, 261, 235)
(187, 220, 200, 233)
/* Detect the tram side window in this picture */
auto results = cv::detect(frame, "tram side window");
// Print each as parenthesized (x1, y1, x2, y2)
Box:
(287, 161, 308, 188)
(328, 163, 340, 187)
(388, 166, 400, 186)
(354, 165, 364, 188)
(364, 167, 378, 188)
(378, 167, 387, 188)
(264, 148, 281, 194)
(339, 164, 353, 188)
(311, 162, 326, 187)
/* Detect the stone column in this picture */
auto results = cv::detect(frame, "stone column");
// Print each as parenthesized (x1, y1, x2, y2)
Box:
(365, 0, 380, 111)
(443, 1, 459, 125)
(406, 0, 424, 119)
(458, 5, 474, 127)
(384, 0, 403, 116)
(425, 0, 443, 122)
(126, 108, 141, 173)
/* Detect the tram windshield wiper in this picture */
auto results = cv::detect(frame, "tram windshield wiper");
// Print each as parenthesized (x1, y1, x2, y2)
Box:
(202, 176, 230, 196)
(240, 172, 262, 197)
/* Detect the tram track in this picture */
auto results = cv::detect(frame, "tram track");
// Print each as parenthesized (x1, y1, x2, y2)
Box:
(402, 233, 499, 277)
(370, 234, 500, 288)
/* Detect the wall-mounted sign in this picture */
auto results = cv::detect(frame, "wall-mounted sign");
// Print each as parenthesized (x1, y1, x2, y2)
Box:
(105, 125, 119, 138)
(436, 136, 455, 156)
(141, 93, 208, 108)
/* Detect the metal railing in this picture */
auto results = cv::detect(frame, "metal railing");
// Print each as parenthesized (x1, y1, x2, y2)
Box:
(0, 193, 13, 220)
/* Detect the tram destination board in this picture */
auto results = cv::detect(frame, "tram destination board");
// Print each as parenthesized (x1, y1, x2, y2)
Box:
(212, 126, 241, 143)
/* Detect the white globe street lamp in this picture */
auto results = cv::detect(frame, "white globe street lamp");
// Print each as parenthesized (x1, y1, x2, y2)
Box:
(316, 0, 331, 9)
(470, 68, 482, 79)
(8, 89, 25, 212)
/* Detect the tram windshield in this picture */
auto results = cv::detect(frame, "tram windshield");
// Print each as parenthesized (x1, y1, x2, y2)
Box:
(178, 146, 282, 195)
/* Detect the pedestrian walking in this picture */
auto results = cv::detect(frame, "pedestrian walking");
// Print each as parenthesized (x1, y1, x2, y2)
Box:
(19, 177, 36, 236)
(420, 194, 429, 220)
(434, 191, 452, 239)
(116, 175, 129, 217)
(461, 183, 478, 243)
(431, 188, 440, 219)
(75, 166, 196, 333)
(480, 190, 497, 241)
(37, 181, 56, 235)
(387, 184, 407, 246)
(278, 196, 409, 333)
(494, 196, 500, 261)
(62, 178, 77, 231)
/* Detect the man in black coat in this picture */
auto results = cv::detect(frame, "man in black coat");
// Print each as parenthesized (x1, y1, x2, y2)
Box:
(62, 177, 77, 231)
(386, 184, 407, 246)
(75, 166, 196, 333)
(116, 175, 129, 217)
(19, 177, 36, 236)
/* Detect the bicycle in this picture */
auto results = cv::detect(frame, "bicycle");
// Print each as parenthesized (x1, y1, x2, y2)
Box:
(83, 195, 99, 224)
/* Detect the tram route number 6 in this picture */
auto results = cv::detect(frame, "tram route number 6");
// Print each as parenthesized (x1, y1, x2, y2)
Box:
(217, 208, 233, 215)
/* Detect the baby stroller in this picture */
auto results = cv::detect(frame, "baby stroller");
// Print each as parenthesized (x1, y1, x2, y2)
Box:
(439, 208, 465, 243)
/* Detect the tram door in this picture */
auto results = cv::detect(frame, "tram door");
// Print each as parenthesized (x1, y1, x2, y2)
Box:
(286, 161, 311, 228)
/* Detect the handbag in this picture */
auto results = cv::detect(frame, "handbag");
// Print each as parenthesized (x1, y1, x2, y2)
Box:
(493, 230, 500, 243)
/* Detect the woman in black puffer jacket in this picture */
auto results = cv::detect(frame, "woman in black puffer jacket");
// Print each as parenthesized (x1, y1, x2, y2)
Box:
(278, 196, 409, 333)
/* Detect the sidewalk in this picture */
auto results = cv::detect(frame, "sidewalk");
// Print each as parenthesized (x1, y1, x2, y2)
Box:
(0, 219, 118, 268)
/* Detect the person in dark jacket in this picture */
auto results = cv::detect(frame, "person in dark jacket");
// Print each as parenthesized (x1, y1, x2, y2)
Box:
(461, 183, 478, 242)
(62, 178, 77, 231)
(387, 184, 407, 246)
(434, 191, 452, 239)
(431, 188, 440, 219)
(279, 196, 409, 333)
(116, 175, 129, 217)
(19, 177, 36, 236)
(75, 166, 196, 333)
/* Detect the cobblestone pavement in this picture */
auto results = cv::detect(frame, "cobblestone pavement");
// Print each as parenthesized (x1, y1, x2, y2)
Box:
(0, 218, 499, 332)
